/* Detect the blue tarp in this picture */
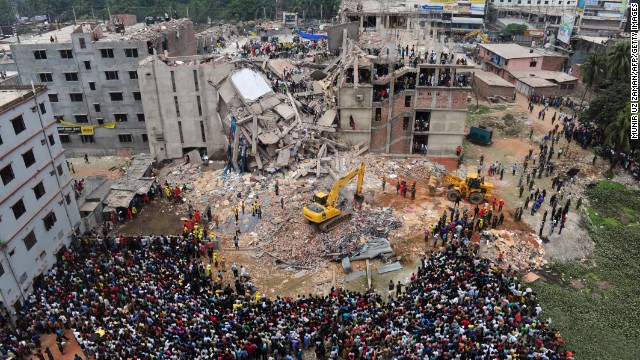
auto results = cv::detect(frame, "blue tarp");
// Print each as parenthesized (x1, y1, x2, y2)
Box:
(299, 31, 328, 41)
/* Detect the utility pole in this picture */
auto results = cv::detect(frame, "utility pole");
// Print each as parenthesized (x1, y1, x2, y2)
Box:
(91, 7, 95, 21)
(108, 7, 112, 22)
(320, 4, 323, 21)
(187, 7, 189, 19)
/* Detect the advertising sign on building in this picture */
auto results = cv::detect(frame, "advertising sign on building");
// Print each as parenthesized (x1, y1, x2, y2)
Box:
(557, 14, 575, 45)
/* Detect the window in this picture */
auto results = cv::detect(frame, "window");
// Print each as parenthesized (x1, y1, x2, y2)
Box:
(375, 108, 382, 121)
(137, 113, 145, 122)
(0, 263, 4, 277)
(39, 73, 53, 82)
(79, 38, 86, 48)
(59, 49, 73, 58)
(33, 50, 47, 59)
(11, 199, 26, 219)
(110, 92, 123, 101)
(193, 70, 199, 91)
(405, 96, 411, 107)
(80, 135, 94, 143)
(170, 71, 176, 92)
(197, 95, 202, 116)
(39, 102, 47, 114)
(200, 121, 206, 142)
(104, 71, 119, 80)
(114, 113, 128, 122)
(22, 149, 36, 168)
(178, 121, 184, 144)
(48, 93, 59, 102)
(75, 115, 89, 123)
(43, 211, 57, 231)
(125, 48, 139, 57)
(94, 103, 101, 112)
(70, 93, 83, 102)
(23, 231, 37, 250)
(568, 83, 575, 90)
(65, 194, 71, 204)
(530, 58, 538, 67)
(174, 96, 180, 117)
(48, 134, 56, 146)
(100, 48, 114, 58)
(1, 164, 15, 185)
(118, 134, 133, 143)
(64, 72, 78, 81)
(57, 164, 63, 175)
(129, 71, 138, 79)
(89, 81, 96, 90)
(11, 115, 26, 135)
(84, 60, 91, 70)
(59, 134, 70, 143)
(33, 181, 46, 199)
(96, 118, 104, 125)
(133, 92, 141, 101)
(142, 134, 149, 142)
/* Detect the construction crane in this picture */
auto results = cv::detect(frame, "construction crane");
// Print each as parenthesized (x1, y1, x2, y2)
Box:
(302, 163, 365, 232)
(465, 29, 489, 43)
(441, 171, 493, 205)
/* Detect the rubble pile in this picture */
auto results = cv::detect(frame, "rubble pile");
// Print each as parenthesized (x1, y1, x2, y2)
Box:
(252, 206, 402, 268)
(480, 230, 546, 272)
(127, 18, 194, 42)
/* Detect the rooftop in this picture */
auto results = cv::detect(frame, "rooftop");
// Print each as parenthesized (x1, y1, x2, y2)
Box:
(509, 70, 577, 88)
(472, 70, 515, 87)
(496, 18, 531, 28)
(11, 19, 191, 45)
(231, 68, 273, 102)
(480, 43, 566, 59)
(0, 85, 47, 115)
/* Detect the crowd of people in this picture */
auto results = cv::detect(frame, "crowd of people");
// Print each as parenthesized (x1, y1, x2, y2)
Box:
(2, 234, 574, 359)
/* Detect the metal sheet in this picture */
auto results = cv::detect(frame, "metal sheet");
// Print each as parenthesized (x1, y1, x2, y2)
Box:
(104, 190, 135, 208)
(376, 262, 402, 274)
(231, 68, 272, 101)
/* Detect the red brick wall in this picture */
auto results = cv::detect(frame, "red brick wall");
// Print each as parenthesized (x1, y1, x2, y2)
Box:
(435, 91, 449, 108)
(370, 104, 389, 152)
(571, 64, 583, 82)
(416, 90, 433, 108)
(473, 77, 515, 101)
(541, 56, 566, 72)
(451, 91, 470, 109)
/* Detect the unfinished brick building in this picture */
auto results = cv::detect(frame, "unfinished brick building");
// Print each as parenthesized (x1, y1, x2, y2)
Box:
(337, 58, 473, 156)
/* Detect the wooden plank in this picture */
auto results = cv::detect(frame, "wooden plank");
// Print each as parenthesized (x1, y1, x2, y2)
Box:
(316, 158, 321, 177)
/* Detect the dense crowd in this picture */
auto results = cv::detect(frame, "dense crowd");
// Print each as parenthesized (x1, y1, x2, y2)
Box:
(1, 235, 574, 359)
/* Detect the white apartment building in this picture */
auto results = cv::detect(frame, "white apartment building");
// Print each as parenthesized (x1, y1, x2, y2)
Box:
(0, 85, 81, 315)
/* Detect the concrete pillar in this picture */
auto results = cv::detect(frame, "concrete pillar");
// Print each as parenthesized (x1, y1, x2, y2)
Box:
(386, 80, 395, 153)
(360, 16, 364, 28)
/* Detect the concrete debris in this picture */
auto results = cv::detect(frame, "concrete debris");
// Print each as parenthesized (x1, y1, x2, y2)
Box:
(480, 230, 546, 272)
(350, 238, 395, 261)
(342, 257, 352, 274)
(376, 262, 403, 274)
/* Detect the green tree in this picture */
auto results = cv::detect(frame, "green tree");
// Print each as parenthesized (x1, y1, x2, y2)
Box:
(580, 81, 630, 128)
(580, 51, 607, 106)
(604, 103, 631, 168)
(607, 40, 631, 83)
(500, 23, 528, 37)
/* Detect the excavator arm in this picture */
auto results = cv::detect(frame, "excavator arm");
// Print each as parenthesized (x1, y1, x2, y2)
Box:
(326, 163, 366, 207)
(465, 29, 480, 39)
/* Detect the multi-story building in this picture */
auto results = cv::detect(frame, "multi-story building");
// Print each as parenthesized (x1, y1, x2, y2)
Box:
(0, 85, 81, 314)
(137, 55, 233, 161)
(10, 18, 196, 157)
(337, 56, 473, 155)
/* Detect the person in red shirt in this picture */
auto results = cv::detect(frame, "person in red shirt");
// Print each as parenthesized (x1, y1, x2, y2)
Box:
(194, 211, 201, 223)
(498, 199, 505, 212)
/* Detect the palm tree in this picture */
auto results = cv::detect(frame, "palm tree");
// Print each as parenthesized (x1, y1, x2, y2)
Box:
(604, 103, 631, 169)
(580, 51, 607, 106)
(607, 40, 631, 82)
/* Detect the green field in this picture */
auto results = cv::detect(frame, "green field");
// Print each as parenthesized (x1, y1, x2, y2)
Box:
(530, 181, 640, 359)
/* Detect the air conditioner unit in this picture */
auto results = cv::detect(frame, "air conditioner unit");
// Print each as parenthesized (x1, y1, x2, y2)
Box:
(356, 94, 364, 101)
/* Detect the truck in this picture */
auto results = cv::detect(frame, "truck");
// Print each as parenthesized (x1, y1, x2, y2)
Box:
(467, 126, 493, 145)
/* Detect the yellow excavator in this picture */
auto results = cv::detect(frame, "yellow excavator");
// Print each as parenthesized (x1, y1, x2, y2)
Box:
(441, 171, 493, 205)
(465, 29, 489, 43)
(302, 163, 365, 232)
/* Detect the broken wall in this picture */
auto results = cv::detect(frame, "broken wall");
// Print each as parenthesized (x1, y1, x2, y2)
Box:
(327, 22, 360, 52)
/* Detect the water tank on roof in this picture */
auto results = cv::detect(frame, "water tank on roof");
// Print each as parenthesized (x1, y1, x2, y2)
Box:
(145, 17, 155, 26)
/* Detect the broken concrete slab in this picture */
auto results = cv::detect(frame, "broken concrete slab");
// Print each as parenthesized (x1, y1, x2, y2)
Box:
(317, 109, 337, 127)
(376, 262, 402, 274)
(293, 270, 307, 279)
(187, 149, 201, 164)
(350, 238, 395, 261)
(342, 257, 352, 274)
(522, 272, 540, 283)
(344, 270, 365, 282)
